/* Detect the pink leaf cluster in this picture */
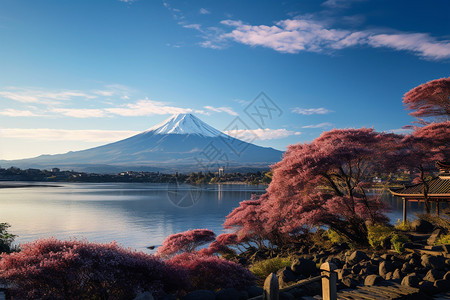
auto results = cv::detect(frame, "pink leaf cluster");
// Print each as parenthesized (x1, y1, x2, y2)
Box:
(0, 238, 187, 299)
(156, 229, 216, 258)
(168, 252, 255, 291)
(403, 77, 450, 120)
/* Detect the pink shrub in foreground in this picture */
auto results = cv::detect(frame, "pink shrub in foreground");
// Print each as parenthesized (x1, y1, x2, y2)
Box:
(0, 238, 187, 299)
(156, 229, 216, 258)
(168, 252, 255, 291)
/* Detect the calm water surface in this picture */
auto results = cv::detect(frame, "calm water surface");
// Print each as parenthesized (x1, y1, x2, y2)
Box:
(0, 183, 445, 252)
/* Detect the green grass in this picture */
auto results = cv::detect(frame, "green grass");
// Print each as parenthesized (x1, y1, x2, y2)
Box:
(250, 257, 292, 286)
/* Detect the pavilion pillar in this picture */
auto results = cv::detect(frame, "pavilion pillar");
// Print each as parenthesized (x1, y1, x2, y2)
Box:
(436, 201, 440, 216)
(403, 198, 407, 225)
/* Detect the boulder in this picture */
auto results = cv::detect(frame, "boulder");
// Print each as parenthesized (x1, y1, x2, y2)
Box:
(279, 291, 295, 300)
(346, 251, 369, 265)
(442, 245, 450, 254)
(341, 277, 358, 289)
(411, 219, 434, 233)
(291, 258, 317, 277)
(247, 286, 263, 298)
(216, 288, 241, 300)
(351, 264, 362, 275)
(401, 262, 413, 274)
(337, 268, 351, 280)
(379, 261, 394, 278)
(444, 271, 450, 281)
(418, 280, 438, 295)
(434, 279, 450, 292)
(364, 275, 383, 286)
(182, 290, 216, 300)
(385, 272, 393, 280)
(277, 266, 298, 287)
(421, 254, 446, 270)
(424, 269, 444, 282)
(392, 269, 402, 280)
(401, 274, 420, 288)
(427, 228, 443, 245)
(380, 254, 393, 261)
(134, 292, 154, 300)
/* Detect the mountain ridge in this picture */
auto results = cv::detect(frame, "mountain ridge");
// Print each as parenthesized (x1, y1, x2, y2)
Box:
(0, 114, 283, 173)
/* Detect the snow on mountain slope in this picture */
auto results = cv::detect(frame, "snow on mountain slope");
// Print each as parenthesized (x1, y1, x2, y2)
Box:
(146, 113, 223, 137)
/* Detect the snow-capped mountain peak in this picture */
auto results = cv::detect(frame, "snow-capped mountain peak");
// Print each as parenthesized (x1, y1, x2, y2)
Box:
(146, 113, 223, 137)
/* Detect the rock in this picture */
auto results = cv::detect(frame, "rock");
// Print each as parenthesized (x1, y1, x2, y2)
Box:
(380, 254, 393, 261)
(411, 219, 434, 233)
(216, 288, 241, 300)
(337, 268, 351, 280)
(247, 286, 263, 298)
(277, 266, 298, 287)
(444, 271, 450, 281)
(347, 250, 369, 265)
(382, 235, 392, 250)
(427, 228, 442, 245)
(392, 268, 402, 280)
(401, 274, 420, 288)
(326, 257, 343, 269)
(401, 262, 413, 274)
(351, 264, 362, 275)
(134, 292, 154, 300)
(442, 245, 450, 254)
(385, 272, 393, 280)
(379, 261, 394, 278)
(341, 277, 358, 289)
(434, 279, 450, 292)
(291, 258, 317, 277)
(365, 275, 383, 286)
(405, 253, 420, 261)
(182, 290, 216, 300)
(424, 269, 444, 282)
(238, 291, 248, 300)
(418, 280, 438, 295)
(421, 254, 446, 270)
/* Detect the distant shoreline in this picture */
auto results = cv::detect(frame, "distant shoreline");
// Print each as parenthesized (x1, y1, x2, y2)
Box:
(0, 183, 61, 189)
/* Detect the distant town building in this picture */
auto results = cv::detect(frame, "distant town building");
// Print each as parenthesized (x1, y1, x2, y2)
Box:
(218, 166, 224, 177)
(51, 168, 60, 173)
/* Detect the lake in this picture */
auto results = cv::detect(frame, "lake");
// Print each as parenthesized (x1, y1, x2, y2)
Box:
(0, 182, 443, 253)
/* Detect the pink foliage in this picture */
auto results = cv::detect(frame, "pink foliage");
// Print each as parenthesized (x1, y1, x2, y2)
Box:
(224, 128, 402, 246)
(199, 233, 240, 256)
(0, 238, 187, 299)
(156, 229, 216, 258)
(168, 252, 255, 291)
(403, 77, 450, 121)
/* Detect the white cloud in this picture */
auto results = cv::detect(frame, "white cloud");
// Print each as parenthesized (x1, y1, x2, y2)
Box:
(224, 128, 301, 140)
(322, 0, 366, 8)
(0, 88, 96, 104)
(0, 109, 40, 117)
(302, 122, 333, 128)
(199, 8, 210, 15)
(0, 128, 140, 142)
(292, 107, 333, 115)
(183, 24, 202, 30)
(386, 128, 414, 135)
(214, 18, 450, 60)
(52, 108, 107, 118)
(105, 99, 202, 117)
(204, 106, 238, 116)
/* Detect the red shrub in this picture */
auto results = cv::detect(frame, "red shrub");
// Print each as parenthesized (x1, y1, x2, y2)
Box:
(168, 252, 255, 291)
(0, 238, 187, 299)
(156, 229, 216, 258)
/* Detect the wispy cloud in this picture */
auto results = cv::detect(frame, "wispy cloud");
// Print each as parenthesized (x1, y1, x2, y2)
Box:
(105, 99, 204, 117)
(385, 128, 414, 135)
(224, 128, 301, 140)
(204, 106, 238, 116)
(292, 107, 333, 115)
(199, 8, 210, 15)
(302, 122, 333, 128)
(321, 0, 366, 9)
(208, 18, 450, 60)
(51, 108, 107, 118)
(0, 109, 40, 117)
(1, 128, 139, 142)
(0, 87, 96, 104)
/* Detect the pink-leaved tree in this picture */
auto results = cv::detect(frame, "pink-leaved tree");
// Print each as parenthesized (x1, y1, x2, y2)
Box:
(403, 77, 450, 123)
(156, 229, 216, 258)
(225, 128, 404, 246)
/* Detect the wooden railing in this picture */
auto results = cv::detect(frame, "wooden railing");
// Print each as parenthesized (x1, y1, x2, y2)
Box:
(249, 262, 337, 300)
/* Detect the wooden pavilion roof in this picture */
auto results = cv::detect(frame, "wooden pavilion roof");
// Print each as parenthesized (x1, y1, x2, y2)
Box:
(390, 176, 450, 199)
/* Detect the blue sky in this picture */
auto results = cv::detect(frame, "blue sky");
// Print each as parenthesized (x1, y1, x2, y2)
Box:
(0, 0, 449, 160)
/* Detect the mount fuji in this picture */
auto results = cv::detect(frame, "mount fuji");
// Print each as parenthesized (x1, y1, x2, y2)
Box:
(1, 114, 283, 173)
